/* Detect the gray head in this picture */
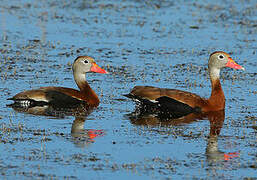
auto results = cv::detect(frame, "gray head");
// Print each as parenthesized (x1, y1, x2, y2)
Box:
(208, 51, 244, 79)
(71, 56, 108, 89)
(72, 56, 108, 76)
(208, 51, 244, 70)
(73, 56, 95, 75)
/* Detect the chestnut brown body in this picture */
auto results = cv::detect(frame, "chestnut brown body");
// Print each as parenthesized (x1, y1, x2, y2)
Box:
(125, 51, 244, 115)
(8, 56, 107, 108)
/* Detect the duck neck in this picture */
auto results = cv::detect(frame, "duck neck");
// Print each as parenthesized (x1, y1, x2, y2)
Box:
(208, 67, 225, 110)
(74, 73, 100, 107)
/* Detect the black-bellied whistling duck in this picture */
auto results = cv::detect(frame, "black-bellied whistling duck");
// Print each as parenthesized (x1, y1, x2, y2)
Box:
(8, 56, 108, 108)
(125, 51, 244, 117)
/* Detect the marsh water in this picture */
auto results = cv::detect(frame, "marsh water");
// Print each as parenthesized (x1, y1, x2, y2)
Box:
(0, 0, 256, 179)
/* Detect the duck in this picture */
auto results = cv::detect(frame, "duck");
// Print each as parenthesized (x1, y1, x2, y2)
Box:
(8, 56, 108, 108)
(124, 51, 244, 117)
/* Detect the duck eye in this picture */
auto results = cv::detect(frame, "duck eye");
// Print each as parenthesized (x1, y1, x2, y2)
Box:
(218, 55, 224, 60)
(84, 60, 89, 64)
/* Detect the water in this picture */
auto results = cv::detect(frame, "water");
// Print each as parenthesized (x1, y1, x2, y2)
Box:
(0, 0, 256, 179)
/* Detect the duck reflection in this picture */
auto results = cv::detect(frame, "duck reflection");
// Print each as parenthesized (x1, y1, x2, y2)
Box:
(7, 104, 104, 147)
(71, 116, 104, 148)
(205, 111, 239, 163)
(127, 110, 239, 162)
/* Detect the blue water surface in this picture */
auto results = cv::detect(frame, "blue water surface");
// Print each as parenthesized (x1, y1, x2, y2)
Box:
(0, 0, 256, 179)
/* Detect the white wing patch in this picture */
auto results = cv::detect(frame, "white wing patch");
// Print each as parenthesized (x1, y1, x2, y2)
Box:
(30, 97, 49, 102)
(17, 100, 31, 107)
(149, 99, 158, 103)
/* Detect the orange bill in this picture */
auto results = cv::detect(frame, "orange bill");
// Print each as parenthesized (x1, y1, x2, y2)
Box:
(224, 152, 240, 161)
(226, 57, 245, 70)
(90, 63, 108, 74)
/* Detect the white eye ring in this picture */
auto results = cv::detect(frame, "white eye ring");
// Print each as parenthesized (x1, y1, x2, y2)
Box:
(84, 60, 89, 64)
(218, 54, 224, 60)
